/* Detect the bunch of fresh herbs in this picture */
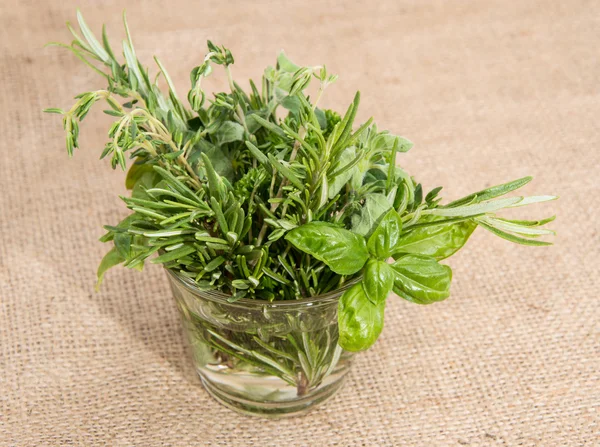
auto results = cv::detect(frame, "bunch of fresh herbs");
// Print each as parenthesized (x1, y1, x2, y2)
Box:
(46, 12, 556, 352)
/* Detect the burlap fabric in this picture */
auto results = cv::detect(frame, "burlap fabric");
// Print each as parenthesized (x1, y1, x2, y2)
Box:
(1, 0, 598, 445)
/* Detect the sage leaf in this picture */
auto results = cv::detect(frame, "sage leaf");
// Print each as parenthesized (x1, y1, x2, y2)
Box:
(351, 193, 393, 236)
(338, 283, 385, 352)
(214, 121, 245, 145)
(373, 132, 413, 153)
(367, 208, 403, 259)
(363, 259, 395, 305)
(391, 254, 452, 304)
(277, 51, 300, 73)
(285, 222, 369, 275)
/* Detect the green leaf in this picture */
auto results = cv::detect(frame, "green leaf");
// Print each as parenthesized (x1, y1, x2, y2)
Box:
(280, 95, 302, 114)
(125, 160, 154, 190)
(372, 132, 413, 153)
(494, 215, 556, 227)
(251, 114, 288, 139)
(201, 142, 234, 181)
(277, 51, 301, 73)
(100, 213, 140, 242)
(333, 91, 360, 151)
(338, 283, 385, 352)
(245, 141, 269, 165)
(76, 10, 110, 63)
(268, 154, 304, 190)
(391, 254, 452, 304)
(351, 193, 393, 236)
(507, 195, 558, 208)
(43, 108, 64, 114)
(476, 219, 553, 246)
(285, 222, 369, 275)
(102, 24, 117, 60)
(201, 153, 226, 200)
(113, 232, 132, 258)
(394, 219, 477, 260)
(151, 246, 196, 264)
(444, 176, 532, 208)
(214, 121, 245, 146)
(315, 108, 327, 129)
(480, 216, 555, 236)
(426, 196, 523, 218)
(204, 256, 225, 272)
(367, 208, 403, 259)
(363, 259, 394, 305)
(96, 247, 125, 290)
(328, 146, 357, 199)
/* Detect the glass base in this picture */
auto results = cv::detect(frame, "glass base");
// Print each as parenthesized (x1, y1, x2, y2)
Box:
(199, 371, 348, 418)
(167, 269, 356, 417)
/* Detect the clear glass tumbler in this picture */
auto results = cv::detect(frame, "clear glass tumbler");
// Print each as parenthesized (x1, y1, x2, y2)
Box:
(166, 270, 356, 417)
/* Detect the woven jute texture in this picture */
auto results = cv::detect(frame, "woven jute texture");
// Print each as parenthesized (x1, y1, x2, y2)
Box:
(1, 0, 598, 445)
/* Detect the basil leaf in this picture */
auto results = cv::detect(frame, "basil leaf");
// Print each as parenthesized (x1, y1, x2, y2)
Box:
(363, 259, 394, 305)
(394, 220, 477, 260)
(125, 160, 154, 190)
(367, 208, 403, 259)
(338, 283, 385, 352)
(391, 254, 452, 304)
(285, 222, 369, 275)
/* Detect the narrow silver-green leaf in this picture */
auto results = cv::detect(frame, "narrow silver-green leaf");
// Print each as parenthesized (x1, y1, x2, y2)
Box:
(444, 177, 532, 208)
(476, 219, 553, 246)
(426, 196, 523, 218)
(76, 10, 110, 62)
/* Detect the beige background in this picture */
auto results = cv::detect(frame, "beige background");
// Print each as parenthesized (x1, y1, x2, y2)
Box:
(1, 0, 598, 445)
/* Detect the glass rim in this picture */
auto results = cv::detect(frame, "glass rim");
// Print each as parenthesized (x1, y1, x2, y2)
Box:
(164, 267, 360, 308)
